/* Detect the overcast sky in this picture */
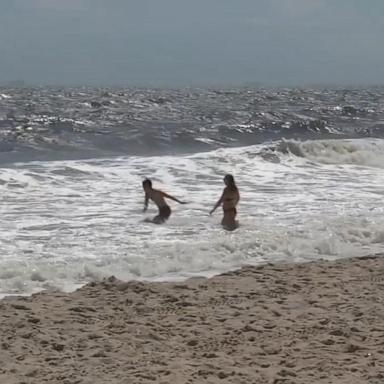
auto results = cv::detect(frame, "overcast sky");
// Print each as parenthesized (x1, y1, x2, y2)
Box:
(0, 0, 383, 86)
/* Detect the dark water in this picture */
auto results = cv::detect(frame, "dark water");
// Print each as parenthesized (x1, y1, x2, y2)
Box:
(0, 87, 383, 163)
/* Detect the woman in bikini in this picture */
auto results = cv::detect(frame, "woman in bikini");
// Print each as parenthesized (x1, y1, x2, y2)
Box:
(210, 174, 240, 230)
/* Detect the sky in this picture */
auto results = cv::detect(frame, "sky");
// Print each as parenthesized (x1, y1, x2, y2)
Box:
(0, 0, 383, 87)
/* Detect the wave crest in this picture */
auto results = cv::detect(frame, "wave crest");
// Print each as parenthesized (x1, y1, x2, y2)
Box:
(274, 139, 384, 168)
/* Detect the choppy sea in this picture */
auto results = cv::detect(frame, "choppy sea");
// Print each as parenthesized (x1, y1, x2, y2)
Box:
(1, 86, 384, 295)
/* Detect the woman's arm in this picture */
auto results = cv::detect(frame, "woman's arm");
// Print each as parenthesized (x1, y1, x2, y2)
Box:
(210, 191, 224, 215)
(143, 194, 149, 212)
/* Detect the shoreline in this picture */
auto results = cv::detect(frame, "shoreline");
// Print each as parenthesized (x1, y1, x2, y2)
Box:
(1, 255, 383, 383)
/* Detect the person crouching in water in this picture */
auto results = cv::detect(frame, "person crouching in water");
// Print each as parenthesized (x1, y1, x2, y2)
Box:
(142, 178, 186, 224)
(210, 174, 240, 230)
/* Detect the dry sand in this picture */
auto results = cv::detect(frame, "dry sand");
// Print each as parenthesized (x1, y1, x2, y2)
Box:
(0, 255, 384, 384)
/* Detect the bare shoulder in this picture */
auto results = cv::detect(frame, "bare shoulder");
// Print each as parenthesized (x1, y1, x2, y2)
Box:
(148, 188, 161, 196)
(153, 188, 165, 197)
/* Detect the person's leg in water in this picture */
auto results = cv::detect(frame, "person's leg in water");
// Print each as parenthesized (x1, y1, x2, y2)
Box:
(152, 205, 171, 224)
(221, 208, 238, 231)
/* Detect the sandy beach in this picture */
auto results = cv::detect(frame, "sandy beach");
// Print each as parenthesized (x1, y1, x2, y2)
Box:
(0, 255, 383, 384)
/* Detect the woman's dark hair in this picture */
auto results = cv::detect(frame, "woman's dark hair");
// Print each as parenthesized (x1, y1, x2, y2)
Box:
(224, 174, 237, 190)
(142, 178, 152, 188)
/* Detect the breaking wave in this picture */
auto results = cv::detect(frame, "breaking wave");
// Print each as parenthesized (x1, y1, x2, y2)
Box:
(273, 138, 384, 168)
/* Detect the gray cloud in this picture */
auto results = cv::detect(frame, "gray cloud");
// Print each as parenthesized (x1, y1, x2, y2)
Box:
(0, 1, 383, 86)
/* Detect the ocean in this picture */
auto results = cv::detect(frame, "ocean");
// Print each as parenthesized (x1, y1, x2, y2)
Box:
(1, 86, 384, 296)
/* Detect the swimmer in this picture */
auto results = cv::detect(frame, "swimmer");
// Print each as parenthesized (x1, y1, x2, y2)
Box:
(142, 178, 187, 224)
(210, 174, 240, 230)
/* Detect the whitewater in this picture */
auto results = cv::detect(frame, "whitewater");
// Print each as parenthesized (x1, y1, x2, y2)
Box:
(0, 87, 384, 295)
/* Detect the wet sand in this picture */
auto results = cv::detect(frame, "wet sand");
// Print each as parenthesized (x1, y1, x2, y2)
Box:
(0, 255, 383, 384)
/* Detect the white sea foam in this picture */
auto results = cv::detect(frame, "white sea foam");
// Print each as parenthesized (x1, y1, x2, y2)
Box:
(1, 138, 384, 295)
(278, 138, 384, 168)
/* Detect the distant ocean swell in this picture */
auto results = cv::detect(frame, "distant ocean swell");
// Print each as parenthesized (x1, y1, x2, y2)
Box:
(0, 87, 383, 163)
